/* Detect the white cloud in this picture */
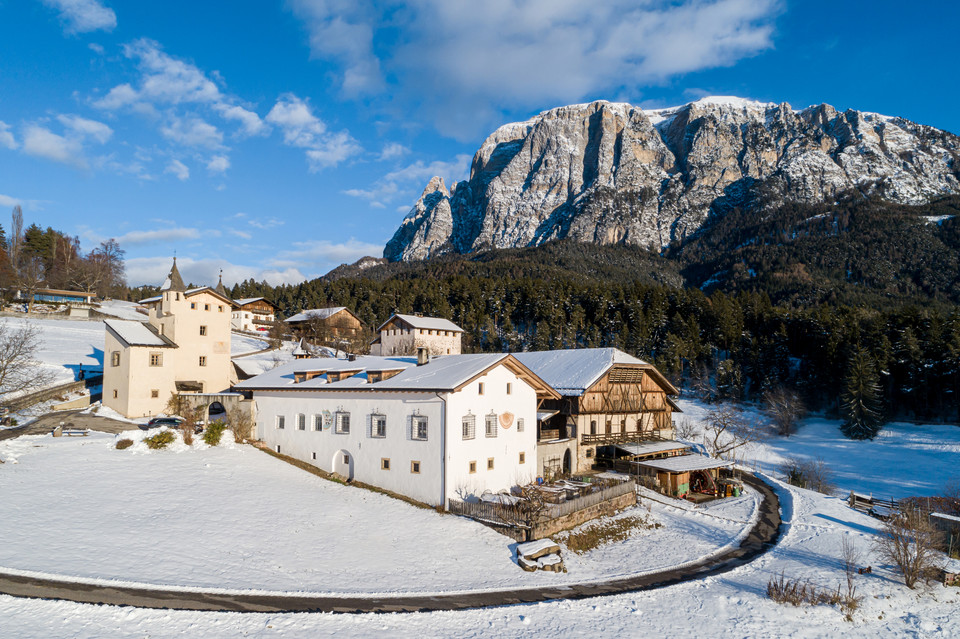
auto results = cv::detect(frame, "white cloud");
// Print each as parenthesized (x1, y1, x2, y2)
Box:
(57, 114, 113, 144)
(274, 238, 385, 268)
(22, 125, 86, 167)
(165, 159, 190, 180)
(289, 0, 781, 137)
(93, 83, 139, 110)
(122, 39, 223, 106)
(161, 117, 223, 149)
(217, 104, 267, 137)
(344, 153, 471, 207)
(42, 0, 117, 34)
(379, 142, 409, 161)
(0, 194, 22, 207)
(116, 227, 202, 245)
(228, 229, 252, 240)
(207, 155, 230, 173)
(266, 93, 361, 170)
(125, 255, 306, 287)
(249, 217, 285, 230)
(0, 121, 17, 150)
(88, 42, 105, 55)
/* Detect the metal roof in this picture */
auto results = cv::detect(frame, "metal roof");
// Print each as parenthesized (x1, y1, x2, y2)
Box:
(105, 319, 175, 348)
(634, 455, 734, 473)
(377, 313, 463, 333)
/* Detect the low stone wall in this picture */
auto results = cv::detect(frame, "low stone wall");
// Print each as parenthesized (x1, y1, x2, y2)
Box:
(7, 376, 103, 411)
(530, 490, 636, 540)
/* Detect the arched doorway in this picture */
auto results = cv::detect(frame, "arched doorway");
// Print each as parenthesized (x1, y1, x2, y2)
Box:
(332, 449, 354, 480)
(562, 449, 572, 475)
(207, 401, 227, 424)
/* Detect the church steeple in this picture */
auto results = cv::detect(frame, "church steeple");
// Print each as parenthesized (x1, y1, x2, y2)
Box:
(160, 257, 187, 293)
(214, 269, 228, 298)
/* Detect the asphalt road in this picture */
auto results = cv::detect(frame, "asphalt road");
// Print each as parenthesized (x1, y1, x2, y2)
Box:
(0, 466, 782, 614)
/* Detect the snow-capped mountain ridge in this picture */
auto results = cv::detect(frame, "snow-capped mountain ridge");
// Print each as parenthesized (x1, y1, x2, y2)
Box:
(384, 96, 960, 262)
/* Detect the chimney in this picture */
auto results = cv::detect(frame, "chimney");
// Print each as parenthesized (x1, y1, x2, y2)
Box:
(347, 353, 357, 362)
(417, 347, 429, 366)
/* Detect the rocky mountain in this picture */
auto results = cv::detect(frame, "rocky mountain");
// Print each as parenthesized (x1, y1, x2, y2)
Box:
(384, 96, 960, 262)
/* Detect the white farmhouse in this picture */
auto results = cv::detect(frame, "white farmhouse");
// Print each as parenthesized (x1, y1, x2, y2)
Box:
(231, 297, 278, 332)
(235, 352, 559, 507)
(103, 259, 236, 418)
(369, 313, 463, 357)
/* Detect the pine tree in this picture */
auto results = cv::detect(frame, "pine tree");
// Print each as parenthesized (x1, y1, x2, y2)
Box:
(840, 348, 885, 439)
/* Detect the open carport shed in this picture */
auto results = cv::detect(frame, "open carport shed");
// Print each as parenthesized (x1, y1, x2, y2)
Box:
(635, 455, 733, 499)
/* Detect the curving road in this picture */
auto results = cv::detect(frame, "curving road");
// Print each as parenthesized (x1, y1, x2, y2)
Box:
(0, 473, 781, 614)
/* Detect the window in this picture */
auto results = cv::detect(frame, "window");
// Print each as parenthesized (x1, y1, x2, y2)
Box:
(412, 415, 428, 441)
(276, 415, 285, 430)
(478, 382, 485, 395)
(606, 420, 612, 434)
(411, 461, 421, 474)
(462, 414, 476, 440)
(113, 389, 118, 399)
(517, 418, 525, 433)
(485, 412, 498, 438)
(343, 453, 350, 464)
(590, 420, 597, 435)
(175, 293, 180, 301)
(506, 383, 512, 395)
(335, 411, 350, 434)
(519, 452, 526, 464)
(151, 389, 159, 398)
(487, 457, 495, 470)
(371, 414, 387, 438)
(149, 353, 162, 367)
(312, 452, 317, 460)
(218, 305, 224, 312)
(313, 414, 323, 431)
(204, 304, 210, 311)
(469, 460, 477, 473)
(297, 414, 306, 430)
(190, 302, 196, 309)
(111, 351, 120, 367)
(199, 325, 207, 336)
(199, 356, 207, 367)
(381, 458, 391, 470)
(586, 448, 594, 458)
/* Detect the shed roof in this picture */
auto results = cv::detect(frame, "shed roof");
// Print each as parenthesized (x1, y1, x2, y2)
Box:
(514, 348, 677, 396)
(635, 455, 733, 473)
(285, 307, 348, 323)
(614, 440, 690, 457)
(377, 313, 463, 333)
(105, 319, 176, 348)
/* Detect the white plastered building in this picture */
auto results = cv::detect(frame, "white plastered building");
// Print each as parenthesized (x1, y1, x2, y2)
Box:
(235, 353, 559, 507)
(369, 314, 463, 357)
(103, 259, 236, 418)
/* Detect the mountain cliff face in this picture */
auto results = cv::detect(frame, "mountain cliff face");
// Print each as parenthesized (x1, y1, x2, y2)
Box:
(384, 96, 960, 261)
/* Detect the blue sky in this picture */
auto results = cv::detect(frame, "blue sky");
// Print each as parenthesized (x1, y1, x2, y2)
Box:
(1, 0, 957, 287)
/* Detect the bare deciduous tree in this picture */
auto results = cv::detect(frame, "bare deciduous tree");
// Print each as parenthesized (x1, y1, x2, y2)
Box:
(874, 506, 943, 589)
(702, 404, 769, 459)
(783, 457, 836, 495)
(765, 386, 807, 436)
(0, 321, 54, 402)
(227, 405, 255, 443)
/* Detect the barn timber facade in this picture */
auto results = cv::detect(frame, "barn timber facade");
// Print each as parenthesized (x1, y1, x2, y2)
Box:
(515, 348, 680, 477)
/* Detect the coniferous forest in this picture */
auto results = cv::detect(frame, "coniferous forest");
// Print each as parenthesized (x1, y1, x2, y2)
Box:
(219, 194, 960, 426)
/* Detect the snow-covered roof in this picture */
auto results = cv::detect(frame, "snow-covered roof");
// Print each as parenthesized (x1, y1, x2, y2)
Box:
(378, 314, 463, 333)
(286, 307, 348, 323)
(235, 297, 272, 307)
(635, 455, 733, 473)
(105, 319, 175, 348)
(932, 512, 960, 523)
(235, 352, 551, 395)
(139, 295, 161, 305)
(513, 348, 650, 396)
(615, 441, 690, 457)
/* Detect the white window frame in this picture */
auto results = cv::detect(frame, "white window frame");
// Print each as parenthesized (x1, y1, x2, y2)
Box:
(517, 418, 525, 433)
(276, 415, 285, 430)
(297, 413, 306, 430)
(485, 412, 498, 438)
(335, 411, 350, 434)
(313, 414, 323, 431)
(462, 414, 476, 440)
(412, 415, 428, 441)
(371, 413, 387, 438)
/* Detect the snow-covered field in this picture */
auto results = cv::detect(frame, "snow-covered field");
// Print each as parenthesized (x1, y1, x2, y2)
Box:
(2, 379, 959, 636)
(0, 430, 755, 594)
(1, 316, 105, 388)
(678, 400, 960, 500)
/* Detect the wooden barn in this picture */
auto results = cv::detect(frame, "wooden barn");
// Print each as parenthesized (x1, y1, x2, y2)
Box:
(515, 348, 680, 477)
(634, 455, 734, 500)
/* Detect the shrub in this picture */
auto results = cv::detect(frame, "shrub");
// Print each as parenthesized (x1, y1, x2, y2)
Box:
(115, 438, 133, 450)
(783, 457, 835, 495)
(555, 515, 660, 554)
(874, 506, 943, 589)
(203, 421, 227, 446)
(143, 430, 176, 450)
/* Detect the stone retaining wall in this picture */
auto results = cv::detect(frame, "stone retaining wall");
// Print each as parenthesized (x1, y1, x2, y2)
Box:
(531, 491, 637, 540)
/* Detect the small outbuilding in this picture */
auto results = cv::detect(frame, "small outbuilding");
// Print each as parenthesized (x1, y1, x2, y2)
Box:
(635, 455, 734, 499)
